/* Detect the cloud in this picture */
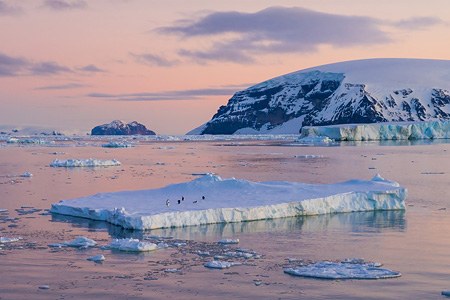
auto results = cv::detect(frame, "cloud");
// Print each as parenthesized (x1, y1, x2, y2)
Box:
(87, 84, 250, 101)
(42, 0, 87, 10)
(34, 83, 87, 90)
(158, 7, 389, 63)
(0, 52, 75, 76)
(77, 64, 106, 73)
(30, 61, 72, 75)
(157, 6, 443, 64)
(131, 53, 178, 67)
(0, 53, 28, 76)
(0, 0, 22, 15)
(393, 16, 444, 30)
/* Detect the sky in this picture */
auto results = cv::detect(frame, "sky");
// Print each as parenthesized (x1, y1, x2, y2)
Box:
(1, 0, 450, 135)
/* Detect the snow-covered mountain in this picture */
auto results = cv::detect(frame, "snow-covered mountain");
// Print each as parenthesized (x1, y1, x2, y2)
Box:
(188, 58, 450, 135)
(91, 120, 156, 135)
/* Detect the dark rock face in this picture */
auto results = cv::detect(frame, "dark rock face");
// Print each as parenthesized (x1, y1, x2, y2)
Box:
(191, 68, 450, 135)
(91, 120, 156, 135)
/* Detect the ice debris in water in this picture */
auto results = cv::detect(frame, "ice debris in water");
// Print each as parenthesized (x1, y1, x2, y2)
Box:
(204, 261, 233, 269)
(87, 254, 105, 262)
(284, 260, 401, 279)
(107, 238, 158, 252)
(50, 158, 121, 167)
(296, 136, 334, 145)
(38, 285, 50, 290)
(442, 290, 450, 297)
(62, 236, 97, 248)
(218, 238, 239, 245)
(20, 172, 33, 178)
(294, 154, 324, 159)
(0, 237, 21, 243)
(101, 142, 132, 148)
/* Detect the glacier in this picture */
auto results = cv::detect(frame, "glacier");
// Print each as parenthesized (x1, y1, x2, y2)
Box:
(300, 120, 450, 141)
(50, 174, 406, 230)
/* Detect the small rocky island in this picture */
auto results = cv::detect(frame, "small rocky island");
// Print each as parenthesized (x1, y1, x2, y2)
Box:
(91, 120, 156, 135)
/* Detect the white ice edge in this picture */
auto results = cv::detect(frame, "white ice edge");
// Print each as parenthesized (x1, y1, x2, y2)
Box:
(300, 120, 450, 141)
(50, 174, 406, 230)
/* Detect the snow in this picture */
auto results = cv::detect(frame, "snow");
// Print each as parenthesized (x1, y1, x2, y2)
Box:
(300, 120, 450, 141)
(107, 238, 158, 252)
(87, 254, 105, 262)
(51, 174, 406, 230)
(50, 158, 121, 167)
(62, 236, 97, 248)
(284, 260, 401, 279)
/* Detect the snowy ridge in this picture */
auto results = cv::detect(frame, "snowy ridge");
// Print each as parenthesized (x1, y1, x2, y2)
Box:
(190, 58, 450, 135)
(300, 120, 450, 141)
(51, 174, 406, 230)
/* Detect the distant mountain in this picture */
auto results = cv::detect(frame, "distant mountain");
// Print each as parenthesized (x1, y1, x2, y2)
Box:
(91, 120, 156, 135)
(188, 58, 450, 135)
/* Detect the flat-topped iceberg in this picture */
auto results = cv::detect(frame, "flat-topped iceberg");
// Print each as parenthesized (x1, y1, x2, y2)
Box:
(284, 260, 401, 279)
(50, 174, 406, 230)
(300, 120, 450, 141)
(50, 158, 121, 167)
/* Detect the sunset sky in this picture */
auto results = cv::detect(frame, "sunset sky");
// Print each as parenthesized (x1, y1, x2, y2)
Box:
(1, 0, 450, 134)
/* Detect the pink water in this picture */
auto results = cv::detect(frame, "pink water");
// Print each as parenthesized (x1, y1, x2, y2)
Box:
(0, 138, 449, 299)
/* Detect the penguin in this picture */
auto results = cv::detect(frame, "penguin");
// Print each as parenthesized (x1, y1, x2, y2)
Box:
(166, 199, 170, 207)
(193, 200, 198, 204)
(202, 196, 205, 200)
(181, 196, 184, 201)
(177, 200, 181, 204)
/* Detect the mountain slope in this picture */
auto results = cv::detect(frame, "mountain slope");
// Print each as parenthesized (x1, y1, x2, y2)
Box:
(91, 120, 156, 135)
(188, 58, 450, 135)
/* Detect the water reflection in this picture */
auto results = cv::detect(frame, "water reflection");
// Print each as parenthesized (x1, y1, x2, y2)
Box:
(51, 210, 406, 240)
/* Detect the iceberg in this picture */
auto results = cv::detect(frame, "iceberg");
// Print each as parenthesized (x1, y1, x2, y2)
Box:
(50, 174, 406, 230)
(300, 120, 450, 141)
(107, 238, 158, 252)
(63, 236, 97, 248)
(87, 254, 105, 262)
(284, 260, 401, 279)
(50, 158, 121, 167)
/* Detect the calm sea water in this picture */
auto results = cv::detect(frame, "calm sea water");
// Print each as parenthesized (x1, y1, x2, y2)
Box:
(0, 138, 449, 299)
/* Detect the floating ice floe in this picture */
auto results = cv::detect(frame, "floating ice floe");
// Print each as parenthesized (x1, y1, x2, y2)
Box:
(62, 236, 97, 248)
(0, 237, 21, 243)
(294, 155, 324, 159)
(20, 172, 33, 178)
(300, 120, 450, 141)
(101, 142, 132, 148)
(50, 158, 121, 167)
(51, 173, 406, 230)
(296, 136, 334, 145)
(218, 238, 239, 245)
(284, 260, 401, 280)
(87, 254, 105, 262)
(107, 238, 158, 252)
(204, 261, 233, 269)
(442, 290, 450, 297)
(0, 209, 8, 213)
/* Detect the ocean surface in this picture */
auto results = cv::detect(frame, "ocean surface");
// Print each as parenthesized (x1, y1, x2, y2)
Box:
(0, 136, 449, 299)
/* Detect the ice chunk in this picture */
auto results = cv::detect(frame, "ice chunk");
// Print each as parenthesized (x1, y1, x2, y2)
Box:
(0, 237, 21, 243)
(442, 290, 450, 297)
(50, 159, 121, 167)
(51, 174, 406, 230)
(38, 285, 50, 290)
(218, 238, 239, 245)
(87, 254, 105, 262)
(20, 172, 33, 178)
(107, 238, 158, 252)
(102, 142, 132, 148)
(204, 261, 232, 269)
(294, 155, 324, 159)
(284, 261, 401, 279)
(63, 236, 97, 248)
(0, 209, 8, 213)
(297, 136, 334, 145)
